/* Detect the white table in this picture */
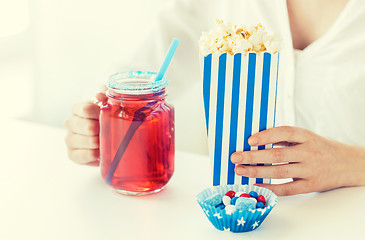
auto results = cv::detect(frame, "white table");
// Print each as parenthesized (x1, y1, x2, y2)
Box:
(1, 119, 365, 240)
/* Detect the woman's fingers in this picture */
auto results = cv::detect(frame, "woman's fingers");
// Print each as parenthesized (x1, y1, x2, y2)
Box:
(248, 126, 312, 146)
(67, 149, 100, 165)
(64, 115, 99, 136)
(95, 92, 107, 103)
(65, 95, 104, 166)
(231, 147, 305, 164)
(95, 86, 107, 104)
(71, 100, 100, 120)
(86, 160, 100, 167)
(235, 163, 307, 179)
(255, 180, 309, 196)
(65, 128, 100, 166)
(65, 132, 99, 149)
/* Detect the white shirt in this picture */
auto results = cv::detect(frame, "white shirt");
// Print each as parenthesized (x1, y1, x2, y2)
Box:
(293, 0, 365, 146)
(120, 0, 365, 154)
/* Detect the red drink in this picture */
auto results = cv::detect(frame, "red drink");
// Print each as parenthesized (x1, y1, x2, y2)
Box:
(99, 71, 174, 195)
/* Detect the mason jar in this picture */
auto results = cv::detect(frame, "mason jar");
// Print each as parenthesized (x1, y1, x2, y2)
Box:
(99, 71, 175, 195)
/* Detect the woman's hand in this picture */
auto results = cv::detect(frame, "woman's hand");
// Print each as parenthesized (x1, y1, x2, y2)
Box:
(231, 126, 365, 196)
(64, 90, 107, 166)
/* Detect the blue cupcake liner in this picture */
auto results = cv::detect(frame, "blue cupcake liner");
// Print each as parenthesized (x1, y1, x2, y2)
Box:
(196, 185, 277, 233)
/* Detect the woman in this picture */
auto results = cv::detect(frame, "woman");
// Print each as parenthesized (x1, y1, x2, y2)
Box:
(64, 0, 365, 196)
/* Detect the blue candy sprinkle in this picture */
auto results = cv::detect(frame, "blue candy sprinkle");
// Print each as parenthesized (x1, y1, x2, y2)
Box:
(215, 203, 225, 209)
(249, 191, 259, 199)
(235, 197, 257, 211)
(256, 202, 265, 208)
(231, 196, 239, 205)
(204, 192, 222, 206)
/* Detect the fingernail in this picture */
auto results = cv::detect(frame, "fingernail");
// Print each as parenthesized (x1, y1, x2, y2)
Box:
(248, 137, 257, 146)
(235, 166, 246, 175)
(230, 154, 241, 163)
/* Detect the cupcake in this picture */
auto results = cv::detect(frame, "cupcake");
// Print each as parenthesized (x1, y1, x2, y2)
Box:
(196, 184, 277, 233)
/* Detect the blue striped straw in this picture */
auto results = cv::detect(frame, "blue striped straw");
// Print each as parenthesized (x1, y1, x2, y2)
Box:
(155, 38, 180, 81)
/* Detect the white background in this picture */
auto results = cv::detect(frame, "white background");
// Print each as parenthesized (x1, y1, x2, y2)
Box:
(0, 0, 170, 126)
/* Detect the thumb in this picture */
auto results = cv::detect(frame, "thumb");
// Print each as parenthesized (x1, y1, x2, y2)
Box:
(95, 85, 107, 104)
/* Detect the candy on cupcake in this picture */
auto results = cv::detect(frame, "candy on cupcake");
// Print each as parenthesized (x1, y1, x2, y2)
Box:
(216, 203, 225, 210)
(256, 202, 265, 209)
(225, 205, 237, 215)
(249, 191, 259, 199)
(203, 189, 267, 210)
(222, 195, 232, 206)
(203, 191, 222, 206)
(235, 191, 244, 197)
(235, 197, 257, 211)
(231, 196, 239, 205)
(225, 190, 236, 199)
(197, 185, 277, 233)
(240, 193, 251, 198)
(258, 195, 266, 205)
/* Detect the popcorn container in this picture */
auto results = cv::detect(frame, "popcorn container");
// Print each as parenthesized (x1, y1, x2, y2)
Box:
(99, 71, 175, 195)
(202, 52, 279, 186)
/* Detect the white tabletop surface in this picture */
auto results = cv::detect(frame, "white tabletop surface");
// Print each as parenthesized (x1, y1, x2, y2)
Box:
(1, 119, 365, 240)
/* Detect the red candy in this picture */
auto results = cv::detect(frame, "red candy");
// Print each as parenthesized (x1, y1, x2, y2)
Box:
(258, 195, 266, 204)
(239, 193, 251, 198)
(225, 190, 236, 199)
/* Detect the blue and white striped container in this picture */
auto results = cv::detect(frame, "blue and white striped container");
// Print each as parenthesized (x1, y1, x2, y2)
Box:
(202, 52, 279, 186)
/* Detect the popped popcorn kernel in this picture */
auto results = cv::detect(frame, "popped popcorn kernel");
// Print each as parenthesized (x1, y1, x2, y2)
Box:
(199, 20, 280, 56)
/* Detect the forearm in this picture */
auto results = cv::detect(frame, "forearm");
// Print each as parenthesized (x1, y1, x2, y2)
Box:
(341, 143, 365, 187)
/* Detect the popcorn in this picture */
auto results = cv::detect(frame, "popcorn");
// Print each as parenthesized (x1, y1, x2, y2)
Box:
(199, 19, 280, 56)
